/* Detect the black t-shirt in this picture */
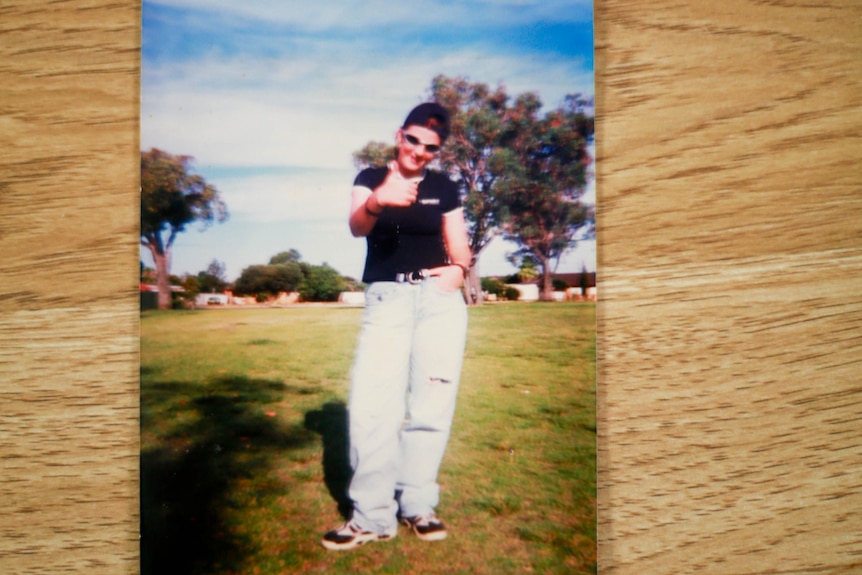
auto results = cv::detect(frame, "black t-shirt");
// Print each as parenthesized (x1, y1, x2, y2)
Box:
(354, 166, 461, 283)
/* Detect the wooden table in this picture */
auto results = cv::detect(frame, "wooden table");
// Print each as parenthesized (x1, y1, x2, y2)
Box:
(1, 1, 860, 573)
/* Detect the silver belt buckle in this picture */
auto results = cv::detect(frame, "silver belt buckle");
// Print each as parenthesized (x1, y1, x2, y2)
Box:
(401, 269, 429, 284)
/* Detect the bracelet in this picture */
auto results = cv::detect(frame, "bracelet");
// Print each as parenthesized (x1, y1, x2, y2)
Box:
(364, 196, 382, 217)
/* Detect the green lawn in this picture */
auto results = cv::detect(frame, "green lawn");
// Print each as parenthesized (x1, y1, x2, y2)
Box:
(141, 302, 596, 574)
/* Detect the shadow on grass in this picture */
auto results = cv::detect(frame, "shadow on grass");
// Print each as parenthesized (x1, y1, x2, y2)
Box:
(304, 401, 353, 519)
(141, 375, 314, 575)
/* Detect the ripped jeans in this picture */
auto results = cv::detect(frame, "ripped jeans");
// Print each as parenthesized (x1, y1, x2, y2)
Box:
(347, 277, 468, 535)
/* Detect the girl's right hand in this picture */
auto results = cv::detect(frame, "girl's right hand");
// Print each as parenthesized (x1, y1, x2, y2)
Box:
(375, 164, 418, 207)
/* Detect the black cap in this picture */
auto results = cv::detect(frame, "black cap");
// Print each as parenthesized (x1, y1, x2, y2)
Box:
(402, 102, 450, 143)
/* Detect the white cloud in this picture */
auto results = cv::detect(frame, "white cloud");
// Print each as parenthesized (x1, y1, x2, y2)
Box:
(214, 168, 354, 223)
(141, 48, 594, 171)
(146, 0, 593, 30)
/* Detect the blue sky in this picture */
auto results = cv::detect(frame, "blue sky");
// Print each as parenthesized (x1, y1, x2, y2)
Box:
(141, 0, 595, 281)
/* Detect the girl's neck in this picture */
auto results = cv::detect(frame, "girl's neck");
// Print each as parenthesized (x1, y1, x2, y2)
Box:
(390, 161, 425, 181)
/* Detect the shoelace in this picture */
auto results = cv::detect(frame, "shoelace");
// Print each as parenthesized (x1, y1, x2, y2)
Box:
(338, 520, 365, 534)
(413, 514, 438, 526)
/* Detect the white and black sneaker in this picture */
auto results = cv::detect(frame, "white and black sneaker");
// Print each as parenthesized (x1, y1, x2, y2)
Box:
(400, 513, 448, 541)
(321, 520, 395, 551)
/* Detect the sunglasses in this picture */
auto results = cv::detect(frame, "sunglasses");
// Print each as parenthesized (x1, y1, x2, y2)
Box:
(402, 132, 441, 154)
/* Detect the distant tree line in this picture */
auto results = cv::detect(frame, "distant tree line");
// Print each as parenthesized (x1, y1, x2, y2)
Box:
(141, 249, 363, 306)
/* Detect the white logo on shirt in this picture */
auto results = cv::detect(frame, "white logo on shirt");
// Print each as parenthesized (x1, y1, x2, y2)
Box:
(419, 198, 440, 205)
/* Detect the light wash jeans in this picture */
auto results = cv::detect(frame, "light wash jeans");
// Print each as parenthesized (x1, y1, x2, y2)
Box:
(347, 277, 468, 535)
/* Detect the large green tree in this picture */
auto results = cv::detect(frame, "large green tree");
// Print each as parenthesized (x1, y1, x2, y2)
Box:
(298, 263, 346, 302)
(141, 148, 228, 309)
(269, 249, 302, 266)
(495, 93, 594, 300)
(430, 75, 514, 304)
(234, 263, 303, 299)
(435, 78, 594, 302)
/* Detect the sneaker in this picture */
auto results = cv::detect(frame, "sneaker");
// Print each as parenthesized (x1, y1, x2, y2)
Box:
(400, 513, 448, 541)
(321, 520, 395, 551)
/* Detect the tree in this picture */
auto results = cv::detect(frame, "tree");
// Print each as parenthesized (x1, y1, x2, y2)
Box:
(140, 262, 156, 285)
(269, 249, 302, 265)
(197, 259, 229, 294)
(352, 142, 394, 170)
(495, 95, 594, 300)
(507, 252, 540, 283)
(141, 149, 228, 309)
(298, 263, 346, 302)
(234, 263, 303, 299)
(431, 76, 593, 304)
(178, 260, 227, 303)
(430, 75, 515, 305)
(180, 274, 200, 299)
(579, 263, 590, 298)
(480, 276, 507, 299)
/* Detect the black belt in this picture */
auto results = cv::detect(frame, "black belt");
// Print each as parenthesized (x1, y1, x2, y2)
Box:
(394, 269, 431, 284)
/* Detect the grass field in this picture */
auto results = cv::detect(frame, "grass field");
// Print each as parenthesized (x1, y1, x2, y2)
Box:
(141, 302, 596, 574)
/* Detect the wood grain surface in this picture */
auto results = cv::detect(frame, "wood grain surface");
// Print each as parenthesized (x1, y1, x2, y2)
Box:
(595, 1, 862, 573)
(1, 1, 860, 574)
(1, 1, 141, 573)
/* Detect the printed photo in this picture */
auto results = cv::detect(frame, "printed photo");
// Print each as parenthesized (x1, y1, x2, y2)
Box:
(140, 2, 596, 573)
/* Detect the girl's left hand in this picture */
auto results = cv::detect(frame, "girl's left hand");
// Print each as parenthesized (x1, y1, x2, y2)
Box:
(430, 265, 464, 293)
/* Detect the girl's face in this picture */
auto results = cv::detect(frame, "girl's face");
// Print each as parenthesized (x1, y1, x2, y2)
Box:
(395, 126, 441, 177)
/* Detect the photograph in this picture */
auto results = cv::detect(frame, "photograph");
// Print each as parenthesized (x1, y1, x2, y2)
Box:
(140, 2, 596, 573)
